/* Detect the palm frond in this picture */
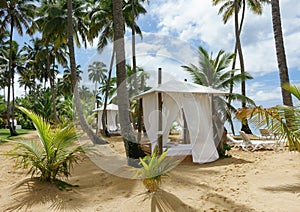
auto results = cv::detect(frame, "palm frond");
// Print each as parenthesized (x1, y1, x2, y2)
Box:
(235, 106, 300, 151)
(17, 106, 53, 158)
(282, 84, 300, 101)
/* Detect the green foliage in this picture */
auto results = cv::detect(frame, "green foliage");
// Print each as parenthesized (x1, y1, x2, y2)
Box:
(134, 146, 179, 192)
(182, 45, 255, 136)
(236, 85, 300, 152)
(219, 143, 232, 158)
(282, 84, 300, 101)
(7, 107, 85, 182)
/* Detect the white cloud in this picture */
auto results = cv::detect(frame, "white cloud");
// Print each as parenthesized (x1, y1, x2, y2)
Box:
(146, 0, 300, 77)
(139, 0, 300, 108)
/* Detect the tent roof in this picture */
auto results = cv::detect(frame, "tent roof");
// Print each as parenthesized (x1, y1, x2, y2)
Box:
(93, 103, 119, 112)
(135, 79, 227, 98)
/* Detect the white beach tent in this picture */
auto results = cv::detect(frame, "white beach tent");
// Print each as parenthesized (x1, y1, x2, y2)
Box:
(136, 79, 227, 163)
(94, 103, 119, 131)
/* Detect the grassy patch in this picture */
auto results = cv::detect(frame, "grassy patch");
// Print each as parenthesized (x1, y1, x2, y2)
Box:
(0, 129, 34, 142)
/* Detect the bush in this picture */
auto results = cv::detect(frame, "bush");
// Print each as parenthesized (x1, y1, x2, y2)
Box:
(7, 107, 85, 183)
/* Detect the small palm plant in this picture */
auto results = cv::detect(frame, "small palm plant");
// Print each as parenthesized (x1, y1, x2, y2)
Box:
(7, 106, 85, 185)
(134, 146, 179, 193)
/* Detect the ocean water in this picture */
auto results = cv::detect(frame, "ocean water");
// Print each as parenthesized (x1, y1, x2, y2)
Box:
(225, 119, 260, 136)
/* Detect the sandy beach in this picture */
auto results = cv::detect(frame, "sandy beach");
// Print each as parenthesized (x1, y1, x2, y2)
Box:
(0, 133, 299, 211)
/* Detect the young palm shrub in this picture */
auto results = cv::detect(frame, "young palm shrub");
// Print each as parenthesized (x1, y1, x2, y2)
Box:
(7, 106, 85, 184)
(134, 146, 179, 193)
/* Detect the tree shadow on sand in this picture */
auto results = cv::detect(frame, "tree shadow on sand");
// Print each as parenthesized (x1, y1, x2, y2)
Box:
(263, 183, 300, 194)
(262, 175, 300, 195)
(5, 178, 85, 212)
(125, 189, 197, 212)
(199, 156, 253, 168)
(150, 190, 197, 212)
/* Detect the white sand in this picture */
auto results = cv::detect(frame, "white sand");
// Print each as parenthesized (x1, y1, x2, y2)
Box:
(0, 133, 299, 211)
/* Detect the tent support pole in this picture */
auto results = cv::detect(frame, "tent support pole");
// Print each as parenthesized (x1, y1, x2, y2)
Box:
(158, 68, 163, 155)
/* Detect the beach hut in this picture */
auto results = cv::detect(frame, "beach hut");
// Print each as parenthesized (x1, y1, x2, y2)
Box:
(136, 79, 227, 163)
(94, 103, 119, 132)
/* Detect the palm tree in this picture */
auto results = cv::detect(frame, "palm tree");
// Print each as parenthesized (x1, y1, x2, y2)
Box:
(112, 0, 146, 166)
(271, 0, 293, 106)
(87, 0, 146, 137)
(1, 41, 27, 134)
(126, 64, 149, 135)
(0, 0, 36, 136)
(0, 33, 9, 100)
(57, 65, 82, 98)
(212, 0, 270, 134)
(88, 61, 107, 105)
(125, 0, 148, 139)
(182, 46, 255, 135)
(88, 61, 108, 135)
(125, 0, 148, 82)
(18, 69, 36, 96)
(67, 0, 106, 145)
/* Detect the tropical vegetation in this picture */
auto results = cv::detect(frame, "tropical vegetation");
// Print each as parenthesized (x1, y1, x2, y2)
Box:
(236, 84, 300, 152)
(0, 0, 297, 169)
(134, 146, 179, 193)
(182, 45, 255, 135)
(7, 107, 85, 183)
(212, 0, 270, 133)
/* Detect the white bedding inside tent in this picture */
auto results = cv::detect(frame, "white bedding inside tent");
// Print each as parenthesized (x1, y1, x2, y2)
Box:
(163, 144, 193, 156)
(139, 80, 224, 163)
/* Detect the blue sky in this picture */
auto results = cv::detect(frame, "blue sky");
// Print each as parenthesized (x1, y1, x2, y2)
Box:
(12, 0, 300, 108)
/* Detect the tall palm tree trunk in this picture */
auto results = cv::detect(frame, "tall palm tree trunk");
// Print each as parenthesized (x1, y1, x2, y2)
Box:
(228, 0, 246, 135)
(112, 0, 145, 166)
(11, 71, 16, 132)
(67, 0, 106, 144)
(271, 0, 293, 106)
(234, 0, 252, 134)
(131, 0, 142, 141)
(48, 51, 60, 124)
(102, 46, 115, 137)
(7, 18, 17, 136)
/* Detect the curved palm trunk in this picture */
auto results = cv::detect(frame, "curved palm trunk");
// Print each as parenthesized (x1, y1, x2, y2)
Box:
(112, 0, 145, 166)
(234, 0, 252, 134)
(271, 0, 293, 106)
(102, 46, 115, 137)
(67, 0, 106, 145)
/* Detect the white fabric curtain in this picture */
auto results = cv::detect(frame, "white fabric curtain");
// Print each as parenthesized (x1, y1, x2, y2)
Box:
(182, 94, 219, 163)
(142, 93, 158, 151)
(97, 110, 118, 131)
(162, 93, 182, 147)
(98, 111, 103, 130)
(107, 110, 118, 131)
(142, 92, 219, 163)
(143, 92, 182, 152)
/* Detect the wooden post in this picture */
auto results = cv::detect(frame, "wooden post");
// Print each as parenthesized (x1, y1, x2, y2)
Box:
(158, 68, 163, 155)
(137, 74, 144, 142)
